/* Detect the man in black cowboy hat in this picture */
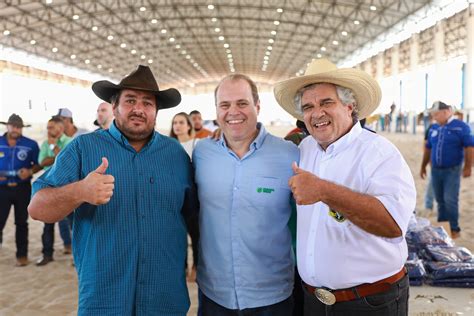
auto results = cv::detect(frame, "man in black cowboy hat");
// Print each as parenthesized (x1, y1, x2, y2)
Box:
(0, 114, 41, 266)
(29, 65, 197, 315)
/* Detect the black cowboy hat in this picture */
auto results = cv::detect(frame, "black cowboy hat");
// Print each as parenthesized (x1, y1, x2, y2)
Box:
(0, 114, 31, 127)
(92, 65, 181, 109)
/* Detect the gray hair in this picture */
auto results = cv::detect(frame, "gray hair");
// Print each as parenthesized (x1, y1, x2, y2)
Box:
(294, 83, 359, 124)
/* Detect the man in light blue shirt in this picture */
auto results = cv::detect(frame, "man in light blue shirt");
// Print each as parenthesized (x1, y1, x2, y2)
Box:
(193, 74, 299, 315)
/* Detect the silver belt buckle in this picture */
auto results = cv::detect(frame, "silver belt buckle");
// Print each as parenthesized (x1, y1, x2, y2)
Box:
(314, 288, 336, 305)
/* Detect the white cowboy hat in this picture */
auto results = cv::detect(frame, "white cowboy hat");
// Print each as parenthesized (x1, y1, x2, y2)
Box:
(273, 59, 381, 120)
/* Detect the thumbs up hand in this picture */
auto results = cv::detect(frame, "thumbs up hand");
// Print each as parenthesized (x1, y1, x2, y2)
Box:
(288, 162, 325, 205)
(80, 157, 115, 205)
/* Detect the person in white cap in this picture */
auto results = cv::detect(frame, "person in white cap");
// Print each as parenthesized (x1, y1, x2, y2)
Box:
(274, 59, 416, 315)
(56, 107, 88, 138)
(420, 101, 472, 239)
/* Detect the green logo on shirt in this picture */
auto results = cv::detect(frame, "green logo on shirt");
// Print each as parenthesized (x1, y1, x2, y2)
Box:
(257, 187, 275, 194)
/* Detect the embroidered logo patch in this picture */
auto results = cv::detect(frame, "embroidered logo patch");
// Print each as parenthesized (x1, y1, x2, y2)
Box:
(17, 149, 27, 161)
(0, 151, 4, 158)
(329, 209, 346, 222)
(256, 187, 275, 194)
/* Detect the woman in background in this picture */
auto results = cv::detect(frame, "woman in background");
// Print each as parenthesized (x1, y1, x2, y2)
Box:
(169, 112, 199, 282)
(170, 112, 198, 158)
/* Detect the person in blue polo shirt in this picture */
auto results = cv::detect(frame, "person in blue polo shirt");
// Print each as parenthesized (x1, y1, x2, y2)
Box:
(28, 65, 197, 316)
(0, 114, 41, 266)
(193, 74, 298, 315)
(420, 101, 473, 238)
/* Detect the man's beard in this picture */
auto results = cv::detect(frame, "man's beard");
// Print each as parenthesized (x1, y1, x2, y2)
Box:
(115, 113, 156, 142)
(8, 132, 21, 140)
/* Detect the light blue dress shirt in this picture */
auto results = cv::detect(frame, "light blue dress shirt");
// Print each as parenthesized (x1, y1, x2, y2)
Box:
(193, 123, 299, 310)
(33, 122, 195, 316)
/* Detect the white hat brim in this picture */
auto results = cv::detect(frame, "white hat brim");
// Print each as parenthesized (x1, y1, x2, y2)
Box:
(274, 68, 381, 121)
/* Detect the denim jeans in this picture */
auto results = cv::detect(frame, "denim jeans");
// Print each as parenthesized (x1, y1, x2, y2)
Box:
(424, 174, 435, 210)
(41, 218, 72, 257)
(431, 165, 462, 232)
(200, 291, 293, 316)
(58, 218, 71, 246)
(303, 275, 409, 316)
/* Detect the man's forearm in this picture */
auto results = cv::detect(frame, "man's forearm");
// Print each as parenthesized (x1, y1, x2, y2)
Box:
(421, 148, 431, 169)
(31, 164, 43, 174)
(28, 181, 84, 223)
(40, 157, 55, 168)
(464, 147, 472, 169)
(321, 181, 402, 238)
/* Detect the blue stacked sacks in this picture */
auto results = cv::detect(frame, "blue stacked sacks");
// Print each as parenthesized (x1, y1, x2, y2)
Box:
(405, 219, 474, 288)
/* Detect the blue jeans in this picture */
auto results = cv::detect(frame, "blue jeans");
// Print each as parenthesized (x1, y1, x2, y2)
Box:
(58, 218, 71, 246)
(200, 291, 293, 316)
(41, 218, 71, 257)
(424, 174, 435, 210)
(431, 165, 462, 232)
(303, 275, 409, 316)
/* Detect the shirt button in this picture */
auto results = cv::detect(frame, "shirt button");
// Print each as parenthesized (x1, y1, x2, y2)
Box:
(234, 187, 238, 190)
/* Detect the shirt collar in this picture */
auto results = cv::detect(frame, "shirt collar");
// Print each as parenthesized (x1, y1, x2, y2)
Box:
(1, 133, 26, 146)
(315, 122, 362, 155)
(217, 122, 267, 151)
(108, 120, 157, 152)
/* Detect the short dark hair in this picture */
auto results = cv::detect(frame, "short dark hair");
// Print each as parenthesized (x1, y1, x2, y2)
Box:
(214, 74, 260, 105)
(189, 110, 201, 116)
(49, 116, 64, 124)
(109, 91, 122, 107)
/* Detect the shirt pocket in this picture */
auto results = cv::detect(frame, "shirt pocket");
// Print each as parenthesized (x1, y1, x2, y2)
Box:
(249, 176, 290, 208)
(324, 206, 351, 229)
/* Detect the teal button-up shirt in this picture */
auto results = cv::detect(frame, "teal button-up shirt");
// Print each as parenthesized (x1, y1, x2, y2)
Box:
(33, 122, 196, 315)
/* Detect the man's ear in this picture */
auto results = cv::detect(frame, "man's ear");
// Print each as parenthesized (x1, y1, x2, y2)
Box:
(347, 103, 354, 116)
(255, 100, 261, 115)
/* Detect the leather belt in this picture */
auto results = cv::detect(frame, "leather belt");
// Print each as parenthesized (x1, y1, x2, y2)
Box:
(304, 268, 407, 305)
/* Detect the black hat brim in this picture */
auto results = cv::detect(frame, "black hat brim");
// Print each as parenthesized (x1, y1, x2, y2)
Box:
(92, 81, 181, 110)
(0, 122, 31, 127)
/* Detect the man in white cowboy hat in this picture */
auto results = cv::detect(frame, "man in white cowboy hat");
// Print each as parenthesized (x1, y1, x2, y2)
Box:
(274, 59, 416, 315)
(29, 65, 197, 315)
(0, 114, 41, 266)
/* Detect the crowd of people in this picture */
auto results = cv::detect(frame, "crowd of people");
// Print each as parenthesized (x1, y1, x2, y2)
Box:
(0, 60, 472, 316)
